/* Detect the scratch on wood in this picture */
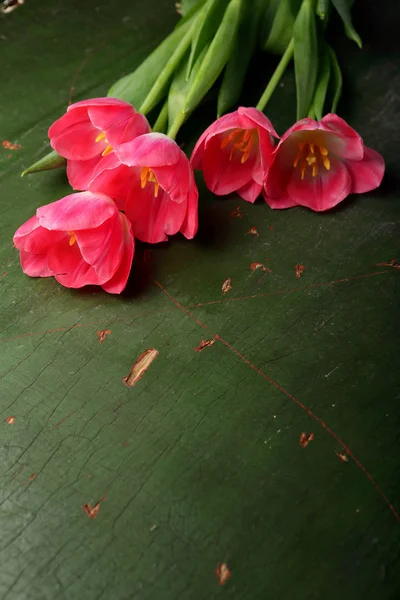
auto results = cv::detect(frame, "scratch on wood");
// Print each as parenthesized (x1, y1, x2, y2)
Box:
(246, 226, 259, 237)
(194, 338, 215, 352)
(122, 348, 159, 387)
(52, 410, 77, 429)
(295, 264, 306, 278)
(96, 329, 111, 344)
(216, 563, 231, 585)
(5, 416, 15, 424)
(299, 432, 314, 448)
(221, 277, 232, 294)
(376, 259, 400, 270)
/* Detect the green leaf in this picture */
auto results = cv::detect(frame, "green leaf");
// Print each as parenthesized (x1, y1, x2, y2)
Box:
(186, 0, 230, 78)
(21, 149, 65, 177)
(167, 46, 209, 138)
(183, 0, 241, 114)
(293, 0, 319, 120)
(179, 0, 203, 15)
(217, 0, 260, 116)
(152, 101, 169, 134)
(327, 45, 342, 113)
(262, 0, 302, 56)
(316, 0, 329, 19)
(138, 19, 195, 115)
(312, 46, 331, 120)
(107, 16, 193, 107)
(176, 0, 207, 26)
(331, 0, 362, 48)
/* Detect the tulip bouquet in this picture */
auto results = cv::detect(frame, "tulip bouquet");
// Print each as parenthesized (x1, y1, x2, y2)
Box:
(15, 0, 384, 294)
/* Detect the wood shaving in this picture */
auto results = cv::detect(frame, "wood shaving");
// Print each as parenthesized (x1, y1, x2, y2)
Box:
(336, 451, 349, 463)
(216, 563, 231, 585)
(96, 329, 111, 344)
(5, 416, 15, 424)
(83, 502, 100, 518)
(2, 140, 21, 150)
(122, 348, 159, 387)
(246, 227, 259, 237)
(230, 206, 243, 218)
(194, 339, 215, 352)
(295, 264, 305, 278)
(299, 432, 314, 448)
(221, 277, 232, 294)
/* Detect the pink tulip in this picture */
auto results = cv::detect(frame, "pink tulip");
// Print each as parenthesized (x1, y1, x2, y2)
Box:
(190, 107, 279, 203)
(13, 192, 134, 294)
(88, 133, 198, 244)
(263, 114, 385, 211)
(48, 97, 150, 190)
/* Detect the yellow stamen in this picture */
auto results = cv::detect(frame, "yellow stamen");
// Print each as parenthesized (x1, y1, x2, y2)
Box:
(306, 155, 316, 166)
(221, 128, 256, 163)
(140, 166, 160, 197)
(68, 231, 76, 246)
(301, 166, 306, 180)
(312, 164, 318, 177)
(293, 152, 302, 168)
(322, 156, 331, 171)
(319, 145, 328, 156)
(95, 131, 107, 143)
(102, 144, 113, 156)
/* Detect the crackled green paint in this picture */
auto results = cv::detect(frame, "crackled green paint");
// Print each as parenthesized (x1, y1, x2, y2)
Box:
(0, 1, 399, 599)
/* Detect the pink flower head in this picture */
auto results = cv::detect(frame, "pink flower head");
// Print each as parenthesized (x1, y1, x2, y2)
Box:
(190, 107, 279, 203)
(48, 97, 150, 190)
(88, 133, 198, 244)
(263, 114, 385, 211)
(13, 191, 134, 294)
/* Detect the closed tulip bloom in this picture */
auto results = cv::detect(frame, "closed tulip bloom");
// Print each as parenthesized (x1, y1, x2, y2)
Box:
(13, 191, 134, 294)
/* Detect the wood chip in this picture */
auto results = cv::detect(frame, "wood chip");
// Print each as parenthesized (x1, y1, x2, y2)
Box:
(230, 206, 243, 218)
(216, 563, 231, 585)
(29, 473, 36, 481)
(122, 348, 159, 387)
(5, 416, 15, 424)
(221, 277, 232, 294)
(299, 432, 314, 448)
(246, 226, 259, 237)
(194, 339, 215, 352)
(295, 264, 305, 278)
(83, 502, 100, 518)
(336, 451, 349, 463)
(2, 140, 21, 150)
(96, 329, 111, 344)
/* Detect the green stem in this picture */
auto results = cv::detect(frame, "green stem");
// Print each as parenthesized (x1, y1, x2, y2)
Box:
(152, 101, 169, 133)
(256, 38, 294, 112)
(167, 110, 188, 140)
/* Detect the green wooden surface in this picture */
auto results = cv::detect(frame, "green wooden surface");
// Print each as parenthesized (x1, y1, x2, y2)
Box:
(1, 1, 399, 599)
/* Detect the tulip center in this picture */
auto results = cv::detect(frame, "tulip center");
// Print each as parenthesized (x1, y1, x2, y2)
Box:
(293, 142, 330, 179)
(68, 231, 77, 246)
(220, 128, 256, 164)
(95, 131, 113, 156)
(140, 167, 160, 198)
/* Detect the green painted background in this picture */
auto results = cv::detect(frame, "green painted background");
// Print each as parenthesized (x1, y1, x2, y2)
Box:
(1, 1, 399, 598)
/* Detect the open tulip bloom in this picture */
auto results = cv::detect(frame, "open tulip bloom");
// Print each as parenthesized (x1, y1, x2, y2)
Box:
(262, 114, 385, 211)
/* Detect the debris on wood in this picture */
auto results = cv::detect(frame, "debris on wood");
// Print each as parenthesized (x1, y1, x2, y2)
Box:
(230, 205, 243, 218)
(29, 473, 36, 481)
(194, 338, 215, 352)
(336, 450, 349, 463)
(96, 329, 111, 344)
(175, 2, 182, 15)
(299, 432, 314, 448)
(376, 259, 400, 269)
(5, 416, 15, 424)
(295, 263, 306, 278)
(250, 262, 271, 274)
(246, 226, 259, 237)
(216, 562, 231, 585)
(83, 502, 100, 519)
(122, 348, 159, 387)
(221, 277, 232, 294)
(1, 140, 21, 150)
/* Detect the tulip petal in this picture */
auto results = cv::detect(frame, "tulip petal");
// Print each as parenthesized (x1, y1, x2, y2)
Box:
(69, 97, 133, 110)
(50, 121, 102, 161)
(201, 133, 257, 196)
(261, 190, 298, 210)
(179, 177, 199, 239)
(14, 216, 64, 253)
(48, 107, 89, 140)
(238, 107, 279, 138)
(66, 156, 103, 191)
(287, 157, 352, 211)
(20, 250, 53, 277)
(47, 239, 103, 288)
(115, 133, 181, 168)
(319, 114, 364, 160)
(88, 158, 138, 211)
(237, 179, 262, 203)
(37, 192, 116, 231)
(345, 146, 385, 194)
(102, 216, 134, 294)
